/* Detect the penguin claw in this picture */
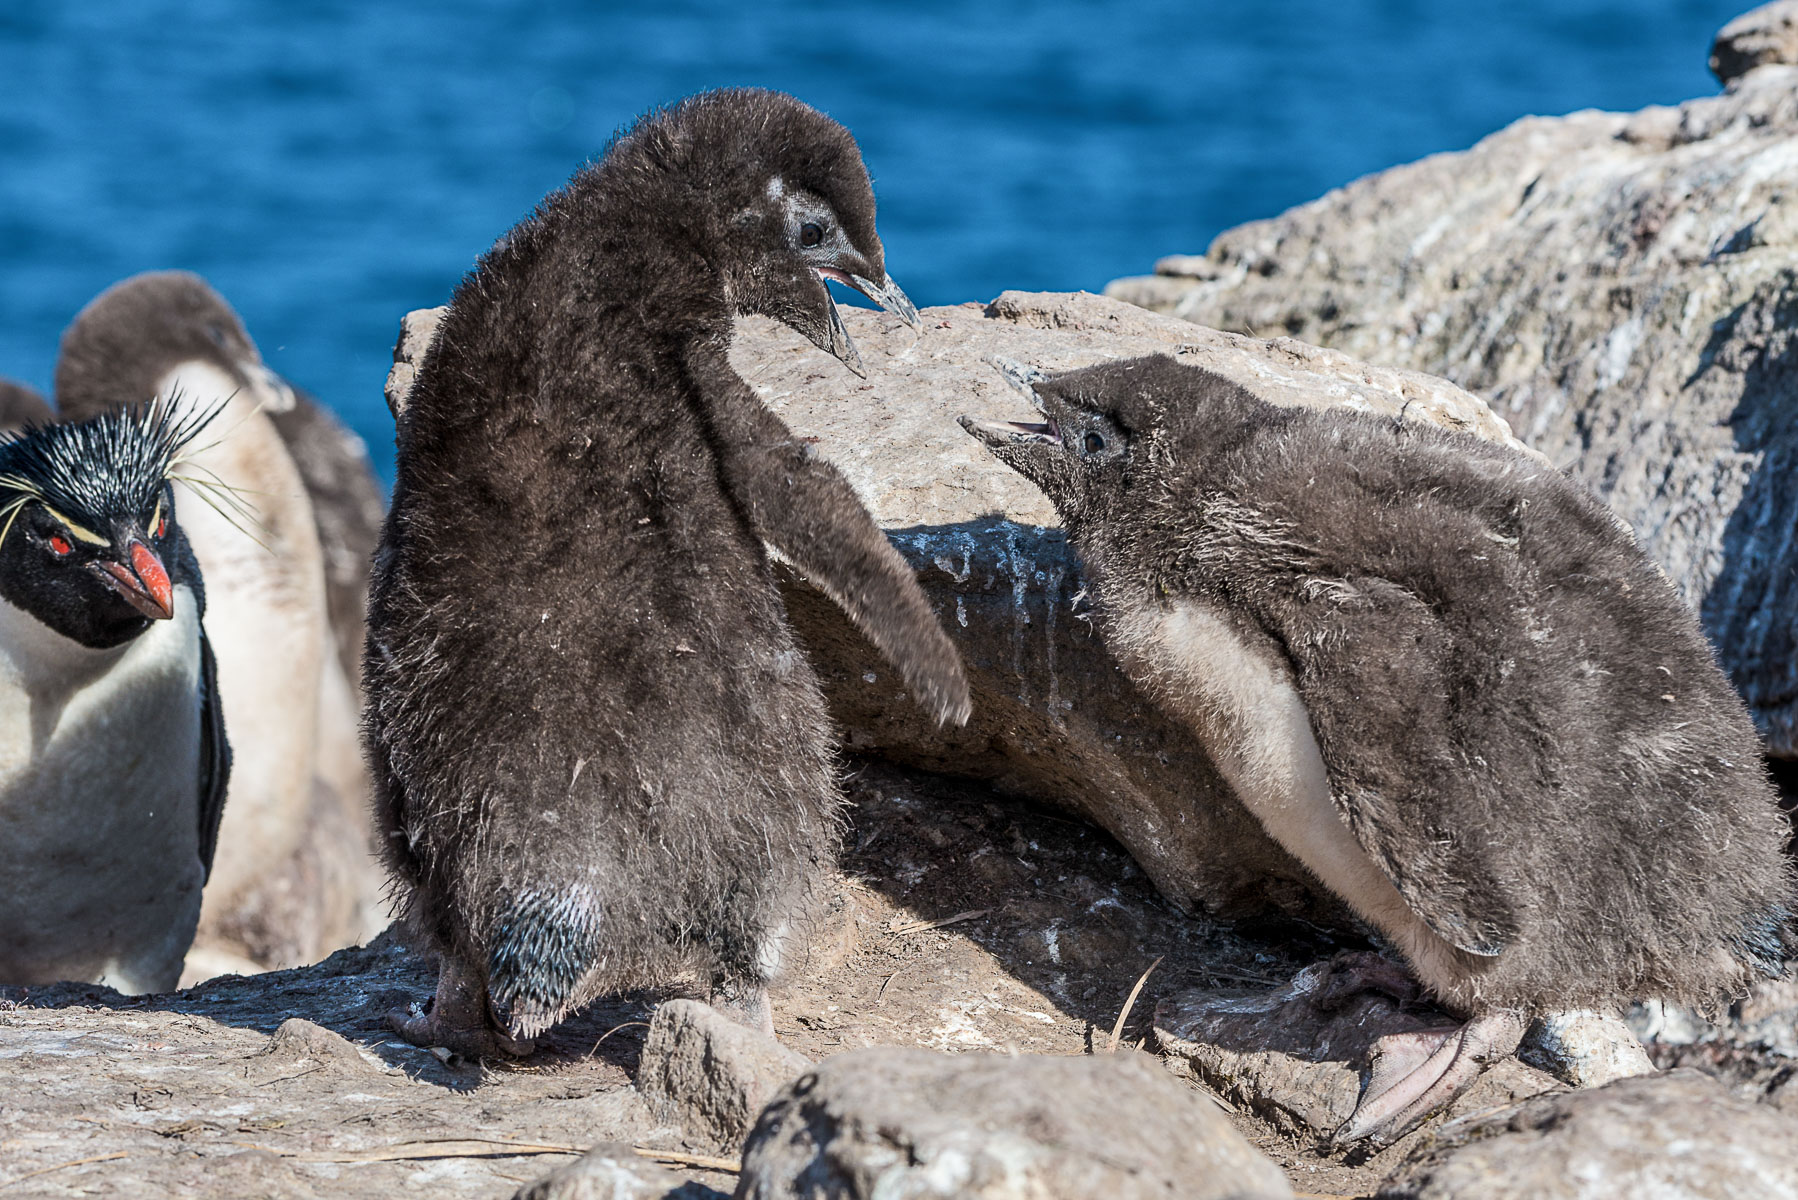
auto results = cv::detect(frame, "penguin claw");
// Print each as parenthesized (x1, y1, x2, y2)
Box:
(1332, 1009, 1525, 1148)
(386, 1004, 536, 1060)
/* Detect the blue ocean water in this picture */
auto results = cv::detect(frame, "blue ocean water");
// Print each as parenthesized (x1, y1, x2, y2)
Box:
(0, 2, 1743, 478)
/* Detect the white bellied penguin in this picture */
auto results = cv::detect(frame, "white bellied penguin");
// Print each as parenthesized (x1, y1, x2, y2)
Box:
(367, 88, 971, 1056)
(0, 400, 230, 994)
(55, 271, 384, 973)
(961, 354, 1794, 1147)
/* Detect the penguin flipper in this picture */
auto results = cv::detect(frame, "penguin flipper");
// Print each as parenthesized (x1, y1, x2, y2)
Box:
(1287, 577, 1519, 959)
(195, 623, 231, 883)
(687, 353, 972, 726)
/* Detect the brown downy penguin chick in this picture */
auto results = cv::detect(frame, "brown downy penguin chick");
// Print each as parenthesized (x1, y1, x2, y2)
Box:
(0, 380, 54, 431)
(55, 272, 384, 973)
(368, 88, 970, 1056)
(961, 354, 1794, 1147)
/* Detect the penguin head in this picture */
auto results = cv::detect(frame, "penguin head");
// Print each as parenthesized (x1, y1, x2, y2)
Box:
(0, 399, 214, 649)
(0, 379, 53, 432)
(54, 271, 295, 424)
(959, 355, 1152, 525)
(628, 88, 920, 377)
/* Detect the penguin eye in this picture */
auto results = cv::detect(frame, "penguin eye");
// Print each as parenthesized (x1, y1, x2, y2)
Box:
(798, 222, 824, 248)
(48, 535, 72, 557)
(1083, 431, 1106, 455)
(153, 503, 168, 540)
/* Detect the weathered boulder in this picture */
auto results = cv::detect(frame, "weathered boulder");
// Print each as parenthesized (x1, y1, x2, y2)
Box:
(736, 1047, 1294, 1200)
(638, 1000, 812, 1150)
(1374, 1070, 1798, 1199)
(1105, 8, 1798, 753)
(387, 292, 1530, 925)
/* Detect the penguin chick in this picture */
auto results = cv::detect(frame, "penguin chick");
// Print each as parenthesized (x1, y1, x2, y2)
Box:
(961, 354, 1793, 1146)
(369, 88, 970, 1057)
(56, 271, 383, 971)
(0, 380, 53, 431)
(0, 400, 229, 994)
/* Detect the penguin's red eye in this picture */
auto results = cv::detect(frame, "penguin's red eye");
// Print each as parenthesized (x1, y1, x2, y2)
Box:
(48, 535, 71, 557)
(155, 513, 168, 539)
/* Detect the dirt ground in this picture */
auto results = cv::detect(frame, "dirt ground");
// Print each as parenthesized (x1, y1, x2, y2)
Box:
(0, 758, 1483, 1198)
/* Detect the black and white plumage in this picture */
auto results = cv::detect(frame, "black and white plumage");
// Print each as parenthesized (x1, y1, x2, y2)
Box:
(368, 88, 970, 1055)
(962, 354, 1794, 1145)
(0, 399, 229, 994)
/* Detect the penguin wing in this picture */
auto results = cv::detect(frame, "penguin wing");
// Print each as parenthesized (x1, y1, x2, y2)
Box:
(195, 624, 231, 882)
(685, 350, 971, 726)
(1284, 573, 1519, 958)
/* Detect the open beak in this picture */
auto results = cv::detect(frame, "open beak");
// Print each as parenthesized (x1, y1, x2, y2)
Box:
(810, 267, 924, 379)
(91, 538, 174, 621)
(959, 356, 1060, 449)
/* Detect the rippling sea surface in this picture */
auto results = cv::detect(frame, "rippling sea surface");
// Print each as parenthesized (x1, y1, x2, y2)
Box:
(0, 1, 1742, 476)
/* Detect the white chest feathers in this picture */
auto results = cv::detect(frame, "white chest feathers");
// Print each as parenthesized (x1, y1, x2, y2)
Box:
(0, 584, 206, 994)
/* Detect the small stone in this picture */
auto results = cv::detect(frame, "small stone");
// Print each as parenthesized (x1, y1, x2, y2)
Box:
(511, 1143, 693, 1200)
(637, 1000, 811, 1150)
(737, 1047, 1294, 1200)
(1375, 1070, 1798, 1199)
(1711, 1, 1798, 85)
(1520, 1009, 1654, 1087)
(261, 1016, 380, 1074)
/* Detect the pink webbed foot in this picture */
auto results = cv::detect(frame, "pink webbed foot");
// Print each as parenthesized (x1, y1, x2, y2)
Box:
(1333, 1008, 1525, 1148)
(387, 953, 536, 1060)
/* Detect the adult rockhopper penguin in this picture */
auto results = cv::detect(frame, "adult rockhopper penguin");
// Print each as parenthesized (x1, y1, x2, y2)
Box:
(0, 400, 230, 995)
(367, 89, 970, 1056)
(962, 354, 1794, 1147)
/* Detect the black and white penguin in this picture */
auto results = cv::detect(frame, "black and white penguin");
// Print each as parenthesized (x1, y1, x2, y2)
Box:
(0, 380, 53, 431)
(0, 400, 229, 994)
(55, 272, 384, 972)
(368, 88, 970, 1056)
(961, 354, 1794, 1146)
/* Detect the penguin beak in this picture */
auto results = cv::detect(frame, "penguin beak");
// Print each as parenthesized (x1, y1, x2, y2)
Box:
(819, 268, 922, 332)
(958, 356, 1061, 448)
(807, 267, 923, 380)
(91, 538, 174, 621)
(957, 414, 1061, 449)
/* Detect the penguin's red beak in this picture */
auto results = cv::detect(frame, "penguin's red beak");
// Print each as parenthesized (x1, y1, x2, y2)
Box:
(92, 539, 174, 621)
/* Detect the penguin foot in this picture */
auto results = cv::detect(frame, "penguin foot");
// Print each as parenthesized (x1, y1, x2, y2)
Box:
(1332, 1008, 1524, 1148)
(1313, 950, 1424, 1011)
(387, 955, 536, 1060)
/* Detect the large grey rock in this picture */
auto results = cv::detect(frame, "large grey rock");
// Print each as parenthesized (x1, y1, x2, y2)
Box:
(1105, 15, 1798, 753)
(383, 292, 1530, 924)
(638, 1000, 812, 1150)
(1375, 1070, 1798, 1199)
(736, 1047, 1294, 1199)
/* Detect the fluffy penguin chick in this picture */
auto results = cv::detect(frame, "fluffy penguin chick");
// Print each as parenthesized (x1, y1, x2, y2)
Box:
(0, 401, 229, 994)
(56, 271, 384, 972)
(961, 354, 1793, 1146)
(367, 88, 971, 1056)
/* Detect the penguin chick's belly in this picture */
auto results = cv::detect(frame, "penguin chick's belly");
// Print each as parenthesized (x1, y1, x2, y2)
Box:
(0, 587, 206, 994)
(1112, 600, 1470, 995)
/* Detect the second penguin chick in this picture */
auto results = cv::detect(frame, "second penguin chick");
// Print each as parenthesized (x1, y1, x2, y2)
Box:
(961, 354, 1793, 1146)
(368, 89, 970, 1056)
